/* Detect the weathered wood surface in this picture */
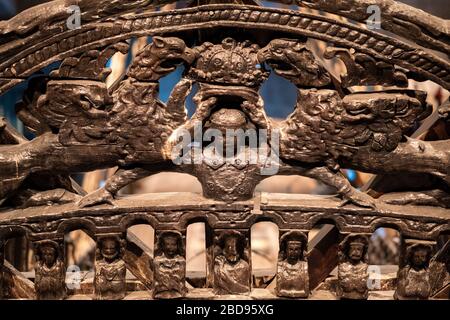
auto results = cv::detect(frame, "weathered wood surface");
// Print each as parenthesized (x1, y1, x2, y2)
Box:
(3, 260, 36, 299)
(307, 225, 340, 290)
(123, 232, 153, 290)
(0, 193, 448, 241)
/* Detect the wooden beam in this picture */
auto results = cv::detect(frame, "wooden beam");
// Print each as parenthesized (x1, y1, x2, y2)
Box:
(307, 224, 340, 290)
(123, 232, 153, 290)
(3, 260, 36, 299)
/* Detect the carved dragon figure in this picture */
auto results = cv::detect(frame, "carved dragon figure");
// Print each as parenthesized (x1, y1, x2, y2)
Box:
(0, 37, 195, 205)
(258, 39, 450, 202)
(77, 38, 448, 208)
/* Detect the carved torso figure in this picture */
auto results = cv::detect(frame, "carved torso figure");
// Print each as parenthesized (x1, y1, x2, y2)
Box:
(35, 260, 66, 300)
(395, 243, 433, 300)
(188, 106, 275, 203)
(214, 255, 250, 295)
(34, 241, 67, 300)
(336, 234, 369, 300)
(276, 231, 309, 298)
(337, 261, 369, 300)
(214, 231, 250, 295)
(153, 231, 187, 299)
(193, 146, 263, 203)
(397, 267, 431, 299)
(94, 237, 127, 300)
(277, 260, 309, 298)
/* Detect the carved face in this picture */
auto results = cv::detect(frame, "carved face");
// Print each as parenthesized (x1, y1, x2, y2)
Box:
(128, 37, 196, 80)
(209, 108, 247, 131)
(258, 39, 331, 87)
(41, 246, 57, 267)
(286, 240, 302, 264)
(163, 236, 179, 259)
(38, 80, 112, 130)
(206, 108, 248, 156)
(223, 237, 240, 263)
(348, 242, 365, 263)
(101, 238, 119, 261)
(411, 248, 428, 269)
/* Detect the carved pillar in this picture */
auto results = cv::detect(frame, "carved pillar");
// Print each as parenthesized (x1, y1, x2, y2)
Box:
(33, 239, 67, 300)
(94, 234, 127, 300)
(336, 233, 371, 300)
(212, 229, 251, 295)
(153, 230, 187, 299)
(276, 230, 309, 298)
(395, 239, 436, 300)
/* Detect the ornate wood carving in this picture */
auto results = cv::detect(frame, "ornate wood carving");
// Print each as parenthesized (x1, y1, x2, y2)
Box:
(336, 234, 370, 300)
(276, 230, 309, 298)
(0, 0, 448, 300)
(94, 235, 127, 300)
(153, 230, 187, 299)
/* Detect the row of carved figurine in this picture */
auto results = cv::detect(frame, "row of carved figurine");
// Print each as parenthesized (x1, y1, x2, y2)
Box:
(0, 231, 447, 300)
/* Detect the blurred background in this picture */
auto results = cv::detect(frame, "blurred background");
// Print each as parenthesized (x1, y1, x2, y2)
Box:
(0, 0, 449, 285)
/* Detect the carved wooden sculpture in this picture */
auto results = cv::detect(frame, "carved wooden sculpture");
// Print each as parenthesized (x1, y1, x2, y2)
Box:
(336, 234, 369, 300)
(94, 236, 127, 300)
(276, 231, 309, 298)
(0, 0, 448, 300)
(34, 240, 67, 300)
(395, 241, 433, 300)
(153, 231, 187, 299)
(213, 230, 251, 295)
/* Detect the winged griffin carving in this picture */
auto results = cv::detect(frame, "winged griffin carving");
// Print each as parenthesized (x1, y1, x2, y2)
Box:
(1, 30, 449, 210)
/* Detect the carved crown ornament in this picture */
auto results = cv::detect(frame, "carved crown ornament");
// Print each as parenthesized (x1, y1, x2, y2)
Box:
(0, 0, 448, 301)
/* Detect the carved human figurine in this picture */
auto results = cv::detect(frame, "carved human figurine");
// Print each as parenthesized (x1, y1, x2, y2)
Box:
(395, 242, 433, 300)
(34, 240, 67, 300)
(214, 230, 250, 295)
(336, 234, 369, 300)
(191, 107, 275, 203)
(276, 231, 309, 298)
(94, 236, 127, 300)
(153, 231, 187, 299)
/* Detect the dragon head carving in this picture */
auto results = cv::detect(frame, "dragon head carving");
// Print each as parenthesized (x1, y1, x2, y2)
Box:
(258, 39, 331, 88)
(127, 37, 196, 81)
